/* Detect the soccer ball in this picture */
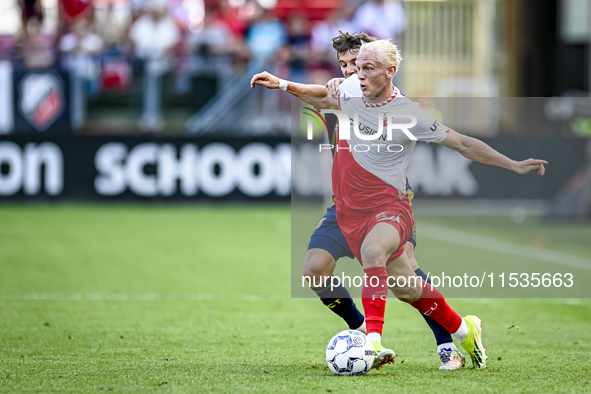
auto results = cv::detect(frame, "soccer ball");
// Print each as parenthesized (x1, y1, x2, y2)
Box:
(325, 330, 376, 376)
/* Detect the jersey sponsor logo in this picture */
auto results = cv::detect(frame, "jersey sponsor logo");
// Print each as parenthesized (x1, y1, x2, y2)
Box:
(350, 117, 382, 139)
(430, 120, 440, 132)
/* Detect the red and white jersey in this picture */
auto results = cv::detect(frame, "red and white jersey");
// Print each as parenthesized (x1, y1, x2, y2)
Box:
(334, 74, 449, 210)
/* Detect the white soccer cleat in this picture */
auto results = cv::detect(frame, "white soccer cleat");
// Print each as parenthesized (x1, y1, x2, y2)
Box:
(438, 348, 466, 371)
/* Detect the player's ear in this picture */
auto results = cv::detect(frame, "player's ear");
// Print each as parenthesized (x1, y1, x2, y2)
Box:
(386, 65, 396, 79)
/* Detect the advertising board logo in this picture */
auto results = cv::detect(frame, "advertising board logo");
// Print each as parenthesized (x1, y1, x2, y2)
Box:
(19, 73, 65, 131)
(94, 142, 291, 198)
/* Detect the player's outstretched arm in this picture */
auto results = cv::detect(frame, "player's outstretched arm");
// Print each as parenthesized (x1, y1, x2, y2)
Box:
(439, 129, 547, 176)
(250, 71, 337, 109)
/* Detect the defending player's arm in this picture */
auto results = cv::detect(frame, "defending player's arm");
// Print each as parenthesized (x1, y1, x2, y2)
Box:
(326, 78, 345, 98)
(250, 71, 338, 109)
(439, 129, 547, 176)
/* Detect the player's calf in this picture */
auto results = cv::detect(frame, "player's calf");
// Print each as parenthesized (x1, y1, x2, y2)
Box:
(385, 254, 423, 302)
(304, 249, 365, 331)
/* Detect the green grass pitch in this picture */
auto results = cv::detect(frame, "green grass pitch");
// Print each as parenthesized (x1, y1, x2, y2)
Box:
(1, 204, 590, 393)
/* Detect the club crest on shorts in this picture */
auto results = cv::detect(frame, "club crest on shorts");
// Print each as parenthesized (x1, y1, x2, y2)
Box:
(376, 211, 401, 223)
(18, 72, 65, 131)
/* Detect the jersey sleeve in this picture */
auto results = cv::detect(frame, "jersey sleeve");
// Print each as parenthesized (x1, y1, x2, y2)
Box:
(338, 74, 362, 98)
(408, 107, 449, 143)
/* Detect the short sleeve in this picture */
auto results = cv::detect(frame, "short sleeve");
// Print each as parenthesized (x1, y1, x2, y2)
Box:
(409, 107, 449, 143)
(338, 74, 362, 98)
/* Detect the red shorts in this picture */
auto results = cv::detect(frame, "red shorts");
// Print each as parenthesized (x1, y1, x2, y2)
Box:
(336, 197, 414, 266)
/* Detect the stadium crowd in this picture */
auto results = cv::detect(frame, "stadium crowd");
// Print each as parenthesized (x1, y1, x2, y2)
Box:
(2, 0, 407, 92)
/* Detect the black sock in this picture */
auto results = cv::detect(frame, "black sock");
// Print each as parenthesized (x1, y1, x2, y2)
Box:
(312, 281, 365, 330)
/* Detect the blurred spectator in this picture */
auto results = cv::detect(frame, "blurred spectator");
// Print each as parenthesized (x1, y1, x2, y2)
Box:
(20, 17, 56, 69)
(213, 0, 248, 38)
(19, 0, 43, 29)
(129, 0, 146, 19)
(94, 3, 132, 91)
(129, 1, 181, 61)
(188, 12, 235, 58)
(245, 6, 286, 68)
(94, 3, 131, 55)
(60, 0, 93, 24)
(283, 13, 310, 82)
(59, 18, 104, 61)
(310, 5, 357, 64)
(129, 0, 181, 132)
(59, 18, 103, 95)
(0, 36, 15, 60)
(352, 0, 406, 42)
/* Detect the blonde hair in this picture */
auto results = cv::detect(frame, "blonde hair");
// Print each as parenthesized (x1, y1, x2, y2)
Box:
(358, 39, 402, 74)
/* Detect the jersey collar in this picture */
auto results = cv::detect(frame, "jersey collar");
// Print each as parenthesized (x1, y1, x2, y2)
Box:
(362, 86, 400, 108)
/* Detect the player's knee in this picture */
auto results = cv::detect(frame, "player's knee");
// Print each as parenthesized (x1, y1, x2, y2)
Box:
(360, 244, 388, 268)
(303, 251, 334, 279)
(303, 264, 325, 280)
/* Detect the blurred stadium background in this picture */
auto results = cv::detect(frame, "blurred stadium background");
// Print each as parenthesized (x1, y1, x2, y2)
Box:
(0, 0, 590, 218)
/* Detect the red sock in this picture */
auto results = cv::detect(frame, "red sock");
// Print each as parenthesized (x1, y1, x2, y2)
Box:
(362, 266, 389, 335)
(411, 280, 463, 334)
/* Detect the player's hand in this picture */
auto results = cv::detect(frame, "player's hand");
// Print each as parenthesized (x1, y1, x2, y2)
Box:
(513, 159, 548, 176)
(325, 78, 345, 98)
(250, 71, 280, 89)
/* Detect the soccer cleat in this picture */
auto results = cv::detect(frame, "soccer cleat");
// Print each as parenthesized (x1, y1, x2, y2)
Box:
(371, 342, 395, 370)
(438, 348, 466, 371)
(460, 315, 488, 369)
(354, 320, 367, 334)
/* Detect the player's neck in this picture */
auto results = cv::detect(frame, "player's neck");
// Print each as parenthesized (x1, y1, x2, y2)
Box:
(366, 83, 395, 104)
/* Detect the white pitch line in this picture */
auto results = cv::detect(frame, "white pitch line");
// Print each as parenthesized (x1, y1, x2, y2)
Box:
(0, 293, 276, 302)
(418, 222, 591, 271)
